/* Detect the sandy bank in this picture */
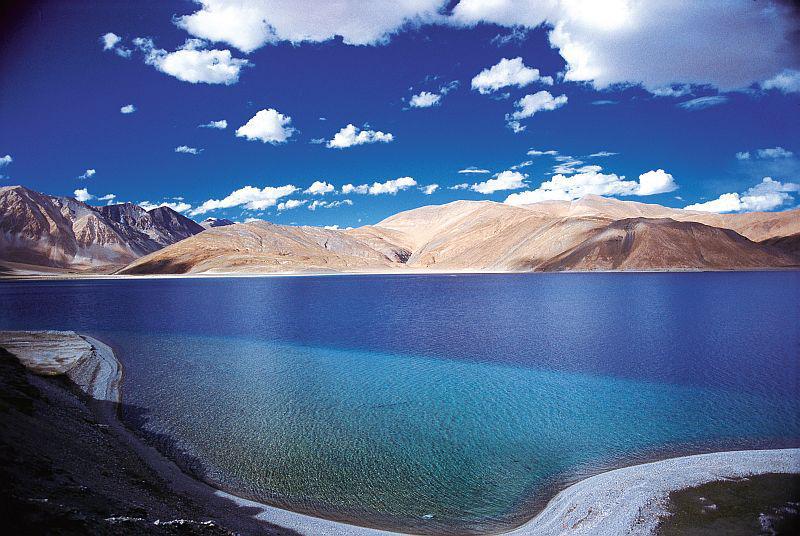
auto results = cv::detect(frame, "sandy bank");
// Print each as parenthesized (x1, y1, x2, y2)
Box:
(507, 448, 800, 536)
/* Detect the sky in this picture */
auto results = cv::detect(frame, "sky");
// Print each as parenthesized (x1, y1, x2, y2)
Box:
(1, 0, 799, 227)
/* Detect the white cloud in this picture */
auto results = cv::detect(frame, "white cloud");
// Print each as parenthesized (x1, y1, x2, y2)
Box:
(449, 183, 470, 190)
(102, 32, 121, 50)
(120, 104, 136, 114)
(507, 120, 526, 133)
(308, 199, 354, 210)
(343, 177, 417, 195)
(684, 177, 799, 213)
(236, 108, 295, 144)
(74, 188, 94, 202)
(341, 183, 369, 195)
(420, 184, 439, 195)
(409, 91, 441, 108)
(277, 199, 307, 211)
(139, 200, 192, 213)
(588, 151, 617, 158)
(175, 0, 447, 53)
(527, 149, 558, 157)
(636, 169, 678, 196)
(651, 85, 692, 97)
(458, 167, 490, 174)
(199, 119, 228, 129)
(326, 124, 394, 149)
(190, 184, 298, 215)
(304, 180, 335, 195)
(133, 37, 250, 85)
(101, 32, 132, 58)
(470, 170, 527, 194)
(504, 167, 677, 205)
(471, 57, 552, 94)
(736, 147, 794, 160)
(77, 169, 96, 180)
(761, 69, 800, 94)
(175, 145, 203, 155)
(98, 194, 117, 203)
(509, 91, 568, 121)
(756, 147, 794, 159)
(678, 95, 728, 110)
(0, 154, 13, 167)
(452, 0, 799, 93)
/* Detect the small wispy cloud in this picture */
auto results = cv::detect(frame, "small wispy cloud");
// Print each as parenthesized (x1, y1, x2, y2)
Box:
(199, 119, 227, 129)
(175, 145, 203, 155)
(678, 95, 728, 110)
(120, 104, 136, 114)
(77, 168, 96, 180)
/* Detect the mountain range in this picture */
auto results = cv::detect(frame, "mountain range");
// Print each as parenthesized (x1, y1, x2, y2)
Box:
(0, 185, 202, 273)
(1, 185, 798, 276)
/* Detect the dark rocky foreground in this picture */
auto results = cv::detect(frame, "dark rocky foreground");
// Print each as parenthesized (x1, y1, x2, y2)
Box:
(657, 473, 800, 535)
(0, 347, 295, 535)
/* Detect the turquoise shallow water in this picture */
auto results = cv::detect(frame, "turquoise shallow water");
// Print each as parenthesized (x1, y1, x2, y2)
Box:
(2, 273, 799, 534)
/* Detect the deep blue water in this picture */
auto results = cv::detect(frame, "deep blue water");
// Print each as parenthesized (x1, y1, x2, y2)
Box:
(2, 272, 799, 534)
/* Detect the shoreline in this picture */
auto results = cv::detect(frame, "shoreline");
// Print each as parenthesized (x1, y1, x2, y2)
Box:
(2, 330, 798, 535)
(1, 266, 799, 282)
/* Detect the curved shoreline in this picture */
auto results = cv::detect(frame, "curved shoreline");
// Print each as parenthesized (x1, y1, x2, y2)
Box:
(2, 330, 798, 535)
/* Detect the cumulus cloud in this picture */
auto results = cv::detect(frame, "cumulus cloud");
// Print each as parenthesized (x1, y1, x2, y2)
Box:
(325, 124, 394, 149)
(342, 177, 417, 195)
(277, 199, 307, 211)
(174, 0, 447, 53)
(120, 104, 136, 114)
(470, 170, 527, 194)
(175, 145, 203, 155)
(133, 37, 250, 85)
(471, 57, 552, 94)
(452, 0, 799, 93)
(409, 91, 441, 108)
(77, 169, 96, 180)
(684, 177, 799, 213)
(677, 95, 728, 110)
(304, 180, 335, 195)
(420, 184, 439, 195)
(0, 154, 13, 167)
(101, 32, 131, 58)
(199, 119, 228, 129)
(761, 69, 800, 94)
(190, 184, 298, 215)
(236, 109, 295, 144)
(308, 199, 354, 210)
(458, 167, 490, 174)
(75, 188, 114, 203)
(139, 200, 192, 213)
(736, 147, 795, 161)
(505, 167, 677, 205)
(509, 91, 568, 120)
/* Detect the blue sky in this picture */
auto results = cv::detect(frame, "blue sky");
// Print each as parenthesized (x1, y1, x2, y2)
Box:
(1, 0, 799, 227)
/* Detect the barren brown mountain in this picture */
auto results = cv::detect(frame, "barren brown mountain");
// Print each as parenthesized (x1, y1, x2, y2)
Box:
(119, 196, 799, 275)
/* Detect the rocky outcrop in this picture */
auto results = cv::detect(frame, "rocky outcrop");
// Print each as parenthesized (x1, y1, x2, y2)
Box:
(0, 330, 121, 402)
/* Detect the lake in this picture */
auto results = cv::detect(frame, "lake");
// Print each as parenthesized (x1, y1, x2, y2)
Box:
(2, 272, 799, 534)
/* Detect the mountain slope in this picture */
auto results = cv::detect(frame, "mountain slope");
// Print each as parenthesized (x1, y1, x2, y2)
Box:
(119, 221, 409, 275)
(536, 218, 797, 271)
(0, 186, 203, 272)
